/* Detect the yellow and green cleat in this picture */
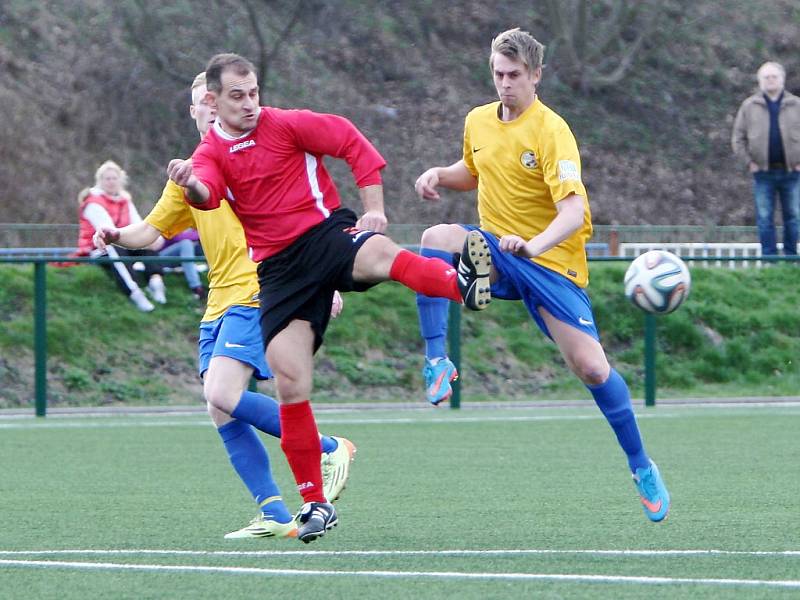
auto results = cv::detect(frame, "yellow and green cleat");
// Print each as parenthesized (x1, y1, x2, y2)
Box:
(322, 436, 357, 502)
(224, 515, 298, 539)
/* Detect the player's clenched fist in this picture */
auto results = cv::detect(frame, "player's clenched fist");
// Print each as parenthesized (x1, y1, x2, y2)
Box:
(499, 234, 534, 258)
(356, 210, 388, 233)
(167, 158, 195, 187)
(92, 226, 120, 251)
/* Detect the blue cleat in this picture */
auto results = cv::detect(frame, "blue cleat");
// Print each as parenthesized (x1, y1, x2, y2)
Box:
(633, 461, 671, 522)
(422, 357, 458, 405)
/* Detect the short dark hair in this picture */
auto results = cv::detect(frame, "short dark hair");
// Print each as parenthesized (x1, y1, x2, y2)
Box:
(205, 53, 257, 93)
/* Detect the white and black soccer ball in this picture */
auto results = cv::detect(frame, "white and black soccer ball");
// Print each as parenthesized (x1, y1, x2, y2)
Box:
(624, 250, 691, 314)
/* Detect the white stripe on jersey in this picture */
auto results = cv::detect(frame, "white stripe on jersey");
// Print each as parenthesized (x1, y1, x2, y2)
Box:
(305, 153, 331, 219)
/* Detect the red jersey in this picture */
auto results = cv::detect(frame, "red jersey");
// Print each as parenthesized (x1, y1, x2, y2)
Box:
(190, 107, 386, 261)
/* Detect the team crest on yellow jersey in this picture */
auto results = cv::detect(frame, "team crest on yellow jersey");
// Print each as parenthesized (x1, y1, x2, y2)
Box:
(520, 150, 537, 169)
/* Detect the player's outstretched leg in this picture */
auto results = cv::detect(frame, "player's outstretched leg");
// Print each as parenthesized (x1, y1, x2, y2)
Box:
(321, 437, 357, 502)
(385, 233, 491, 309)
(296, 501, 338, 543)
(457, 230, 492, 310)
(633, 461, 671, 522)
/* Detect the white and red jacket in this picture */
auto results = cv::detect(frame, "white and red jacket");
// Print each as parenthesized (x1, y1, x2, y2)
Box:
(190, 107, 386, 261)
(76, 188, 142, 255)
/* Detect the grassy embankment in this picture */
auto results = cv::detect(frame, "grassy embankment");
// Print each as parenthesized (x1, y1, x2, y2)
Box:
(0, 261, 798, 408)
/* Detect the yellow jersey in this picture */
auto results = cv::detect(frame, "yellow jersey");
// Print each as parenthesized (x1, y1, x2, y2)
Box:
(463, 98, 593, 287)
(145, 180, 260, 322)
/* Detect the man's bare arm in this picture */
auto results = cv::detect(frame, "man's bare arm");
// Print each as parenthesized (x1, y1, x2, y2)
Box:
(415, 160, 478, 200)
(356, 184, 388, 233)
(499, 194, 586, 258)
(93, 221, 162, 252)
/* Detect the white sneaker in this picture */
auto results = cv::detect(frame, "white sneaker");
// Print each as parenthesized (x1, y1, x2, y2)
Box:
(129, 288, 155, 312)
(147, 276, 167, 304)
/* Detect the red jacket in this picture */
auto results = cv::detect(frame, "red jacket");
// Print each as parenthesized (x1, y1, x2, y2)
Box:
(76, 191, 133, 255)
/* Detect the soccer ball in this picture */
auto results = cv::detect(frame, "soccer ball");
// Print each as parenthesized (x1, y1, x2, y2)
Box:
(624, 250, 691, 314)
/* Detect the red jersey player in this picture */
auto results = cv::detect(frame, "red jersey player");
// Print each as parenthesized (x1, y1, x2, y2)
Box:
(167, 53, 491, 543)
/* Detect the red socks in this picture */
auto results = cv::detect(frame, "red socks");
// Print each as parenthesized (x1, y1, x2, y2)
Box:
(389, 249, 461, 302)
(279, 400, 325, 503)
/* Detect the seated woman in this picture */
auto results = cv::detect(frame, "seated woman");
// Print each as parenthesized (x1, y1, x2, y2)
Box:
(76, 160, 167, 312)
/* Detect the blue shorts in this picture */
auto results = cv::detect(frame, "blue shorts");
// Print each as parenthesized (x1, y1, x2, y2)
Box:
(464, 226, 599, 342)
(198, 305, 273, 380)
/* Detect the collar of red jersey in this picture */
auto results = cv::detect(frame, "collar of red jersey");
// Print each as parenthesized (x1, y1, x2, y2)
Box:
(213, 108, 261, 141)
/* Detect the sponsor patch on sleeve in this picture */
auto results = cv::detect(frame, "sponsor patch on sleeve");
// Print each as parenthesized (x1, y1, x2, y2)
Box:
(558, 160, 580, 182)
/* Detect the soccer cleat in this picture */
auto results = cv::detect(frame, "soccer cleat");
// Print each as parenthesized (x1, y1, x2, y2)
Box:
(422, 357, 458, 405)
(321, 437, 357, 502)
(633, 460, 671, 522)
(147, 276, 167, 304)
(295, 502, 337, 544)
(223, 514, 298, 539)
(457, 230, 492, 310)
(129, 288, 155, 312)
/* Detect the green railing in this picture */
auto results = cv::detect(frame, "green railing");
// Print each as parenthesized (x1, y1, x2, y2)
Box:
(3, 254, 797, 416)
(1, 255, 207, 416)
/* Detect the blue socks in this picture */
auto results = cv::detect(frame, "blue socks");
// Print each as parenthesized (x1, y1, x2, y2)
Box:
(587, 369, 650, 473)
(217, 420, 292, 523)
(416, 247, 453, 360)
(232, 390, 338, 453)
(232, 391, 281, 437)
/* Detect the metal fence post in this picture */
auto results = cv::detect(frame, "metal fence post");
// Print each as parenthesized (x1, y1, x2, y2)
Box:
(644, 313, 656, 407)
(448, 302, 462, 409)
(34, 260, 48, 417)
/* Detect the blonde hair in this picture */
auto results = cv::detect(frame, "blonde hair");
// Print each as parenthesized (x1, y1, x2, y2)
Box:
(94, 160, 128, 189)
(191, 71, 206, 90)
(489, 28, 545, 73)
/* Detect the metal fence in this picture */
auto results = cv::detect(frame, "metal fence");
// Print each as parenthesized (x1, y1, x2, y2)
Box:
(0, 222, 772, 249)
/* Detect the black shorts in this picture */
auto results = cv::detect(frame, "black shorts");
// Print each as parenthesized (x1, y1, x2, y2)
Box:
(257, 208, 381, 352)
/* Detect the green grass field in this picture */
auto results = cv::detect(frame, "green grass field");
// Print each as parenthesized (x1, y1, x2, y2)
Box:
(1, 403, 798, 599)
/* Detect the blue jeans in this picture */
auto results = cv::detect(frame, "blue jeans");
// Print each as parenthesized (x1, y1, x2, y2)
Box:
(159, 238, 202, 288)
(753, 170, 800, 255)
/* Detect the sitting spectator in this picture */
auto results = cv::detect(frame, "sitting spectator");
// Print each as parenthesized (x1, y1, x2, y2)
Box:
(158, 228, 207, 300)
(76, 160, 167, 312)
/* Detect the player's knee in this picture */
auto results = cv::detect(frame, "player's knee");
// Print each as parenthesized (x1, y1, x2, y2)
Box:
(207, 402, 232, 427)
(421, 224, 462, 252)
(203, 382, 238, 414)
(572, 358, 610, 386)
(274, 377, 310, 403)
(269, 364, 311, 403)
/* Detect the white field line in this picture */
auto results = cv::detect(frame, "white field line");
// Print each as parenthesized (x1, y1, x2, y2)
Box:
(0, 558, 799, 588)
(0, 406, 799, 430)
(0, 548, 799, 558)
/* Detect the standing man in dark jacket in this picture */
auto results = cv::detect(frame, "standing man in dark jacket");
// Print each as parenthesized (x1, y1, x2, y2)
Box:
(732, 61, 800, 256)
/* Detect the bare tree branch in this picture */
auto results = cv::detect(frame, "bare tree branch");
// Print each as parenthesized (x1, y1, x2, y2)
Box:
(260, 0, 308, 76)
(242, 0, 269, 85)
(117, 0, 192, 85)
(546, 0, 662, 93)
